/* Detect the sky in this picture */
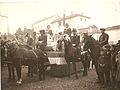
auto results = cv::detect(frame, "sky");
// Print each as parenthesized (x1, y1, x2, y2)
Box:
(0, 0, 120, 34)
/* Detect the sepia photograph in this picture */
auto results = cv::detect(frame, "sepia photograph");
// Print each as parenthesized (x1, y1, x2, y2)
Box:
(0, 0, 120, 90)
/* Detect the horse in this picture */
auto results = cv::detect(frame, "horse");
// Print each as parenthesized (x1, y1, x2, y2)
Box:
(82, 35, 103, 83)
(1, 40, 16, 81)
(63, 35, 88, 79)
(6, 43, 49, 84)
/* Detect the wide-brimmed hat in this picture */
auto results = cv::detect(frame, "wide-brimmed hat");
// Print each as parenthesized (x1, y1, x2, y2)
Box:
(100, 28, 106, 31)
(40, 29, 45, 34)
(72, 28, 77, 32)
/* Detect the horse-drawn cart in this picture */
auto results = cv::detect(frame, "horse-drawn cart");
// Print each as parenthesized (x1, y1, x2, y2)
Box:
(46, 50, 84, 77)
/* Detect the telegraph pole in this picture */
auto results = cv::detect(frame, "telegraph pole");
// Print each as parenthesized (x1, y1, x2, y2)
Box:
(63, 10, 66, 27)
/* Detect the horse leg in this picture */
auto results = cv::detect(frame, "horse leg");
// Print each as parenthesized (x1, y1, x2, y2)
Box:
(16, 66, 22, 84)
(42, 63, 46, 80)
(67, 61, 71, 78)
(82, 60, 87, 76)
(111, 70, 116, 87)
(94, 63, 101, 83)
(33, 64, 38, 74)
(72, 61, 78, 79)
(99, 72, 104, 86)
(105, 70, 111, 87)
(7, 63, 12, 81)
(31, 65, 34, 78)
(12, 64, 15, 80)
(38, 62, 42, 81)
(81, 53, 88, 76)
(87, 60, 90, 70)
(27, 65, 30, 77)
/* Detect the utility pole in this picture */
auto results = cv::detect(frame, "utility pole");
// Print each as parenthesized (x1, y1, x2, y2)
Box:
(63, 10, 66, 27)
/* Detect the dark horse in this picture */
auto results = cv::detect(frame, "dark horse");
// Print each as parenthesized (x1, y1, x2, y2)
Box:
(63, 37, 88, 79)
(1, 41, 15, 81)
(6, 43, 49, 84)
(82, 35, 102, 82)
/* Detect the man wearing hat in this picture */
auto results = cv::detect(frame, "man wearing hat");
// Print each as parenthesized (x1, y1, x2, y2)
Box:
(99, 28, 109, 47)
(64, 23, 71, 35)
(71, 28, 80, 47)
(71, 28, 81, 60)
(36, 30, 47, 51)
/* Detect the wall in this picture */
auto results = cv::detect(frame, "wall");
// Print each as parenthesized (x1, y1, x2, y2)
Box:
(33, 15, 60, 33)
(65, 16, 90, 30)
(90, 29, 120, 44)
(106, 29, 120, 44)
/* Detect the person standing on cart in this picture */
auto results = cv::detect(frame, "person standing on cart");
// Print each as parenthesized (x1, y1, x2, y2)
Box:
(37, 30, 47, 51)
(71, 28, 80, 48)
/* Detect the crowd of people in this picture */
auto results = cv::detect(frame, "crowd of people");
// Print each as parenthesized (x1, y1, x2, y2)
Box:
(0, 23, 120, 89)
(96, 28, 120, 89)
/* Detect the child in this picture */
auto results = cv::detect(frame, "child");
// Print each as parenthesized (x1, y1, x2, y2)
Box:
(98, 49, 111, 88)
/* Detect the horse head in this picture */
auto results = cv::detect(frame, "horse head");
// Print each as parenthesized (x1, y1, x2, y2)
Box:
(82, 35, 92, 50)
(6, 42, 20, 57)
(82, 34, 100, 51)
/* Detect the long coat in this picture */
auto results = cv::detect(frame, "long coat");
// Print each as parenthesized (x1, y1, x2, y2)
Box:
(71, 35, 80, 47)
(37, 34, 47, 51)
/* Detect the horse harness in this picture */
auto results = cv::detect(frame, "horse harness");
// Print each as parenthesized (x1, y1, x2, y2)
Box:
(30, 50, 38, 59)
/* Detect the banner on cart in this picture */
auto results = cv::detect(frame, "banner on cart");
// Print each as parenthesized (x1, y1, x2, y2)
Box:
(48, 57, 67, 65)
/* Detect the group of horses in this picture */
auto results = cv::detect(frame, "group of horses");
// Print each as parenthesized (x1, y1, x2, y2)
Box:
(1, 36, 90, 85)
(1, 41, 49, 84)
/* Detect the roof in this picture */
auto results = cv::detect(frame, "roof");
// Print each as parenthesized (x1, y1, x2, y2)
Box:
(78, 27, 89, 30)
(32, 14, 61, 25)
(78, 25, 98, 30)
(51, 14, 91, 24)
(106, 25, 120, 30)
(90, 25, 98, 29)
(0, 15, 8, 18)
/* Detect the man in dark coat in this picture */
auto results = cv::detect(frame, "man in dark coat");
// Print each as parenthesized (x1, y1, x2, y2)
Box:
(71, 28, 80, 47)
(99, 28, 109, 47)
(37, 30, 47, 51)
(26, 33, 33, 49)
(64, 23, 71, 35)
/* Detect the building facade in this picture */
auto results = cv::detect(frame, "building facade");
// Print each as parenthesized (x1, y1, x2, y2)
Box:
(32, 13, 91, 34)
(51, 14, 91, 33)
(32, 15, 61, 33)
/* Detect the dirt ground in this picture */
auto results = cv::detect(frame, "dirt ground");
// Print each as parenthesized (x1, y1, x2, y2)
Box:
(1, 66, 111, 90)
